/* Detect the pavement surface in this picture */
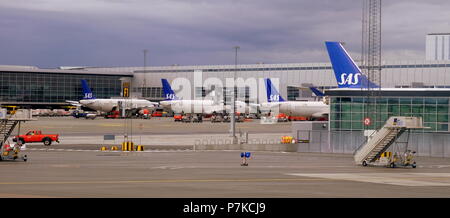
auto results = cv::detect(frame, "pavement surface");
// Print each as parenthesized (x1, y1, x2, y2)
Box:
(1, 149, 450, 198)
(17, 116, 291, 136)
(3, 116, 450, 198)
(11, 116, 291, 146)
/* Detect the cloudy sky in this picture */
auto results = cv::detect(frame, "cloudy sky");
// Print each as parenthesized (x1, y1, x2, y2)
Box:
(1, 0, 450, 68)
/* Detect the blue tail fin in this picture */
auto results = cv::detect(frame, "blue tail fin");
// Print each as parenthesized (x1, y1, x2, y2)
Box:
(325, 41, 379, 88)
(81, 80, 95, 99)
(309, 87, 325, 97)
(265, 78, 285, 102)
(161, 79, 179, 101)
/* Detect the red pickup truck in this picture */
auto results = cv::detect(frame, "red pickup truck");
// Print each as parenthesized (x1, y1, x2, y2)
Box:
(13, 130, 59, 146)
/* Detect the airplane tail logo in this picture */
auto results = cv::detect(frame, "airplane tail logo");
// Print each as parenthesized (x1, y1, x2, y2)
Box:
(81, 79, 95, 99)
(325, 41, 379, 88)
(309, 87, 325, 97)
(265, 78, 285, 102)
(161, 79, 179, 101)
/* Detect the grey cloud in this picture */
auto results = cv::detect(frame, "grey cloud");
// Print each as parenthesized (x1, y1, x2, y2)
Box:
(0, 0, 449, 67)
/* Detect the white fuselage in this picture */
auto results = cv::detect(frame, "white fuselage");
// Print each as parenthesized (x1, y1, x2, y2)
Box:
(160, 99, 224, 114)
(79, 99, 155, 112)
(160, 100, 249, 114)
(261, 101, 329, 118)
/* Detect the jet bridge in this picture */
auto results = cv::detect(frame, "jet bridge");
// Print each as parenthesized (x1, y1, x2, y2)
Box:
(353, 116, 425, 167)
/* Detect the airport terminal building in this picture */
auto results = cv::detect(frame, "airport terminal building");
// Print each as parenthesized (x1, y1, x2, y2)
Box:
(325, 88, 450, 157)
(3, 60, 450, 107)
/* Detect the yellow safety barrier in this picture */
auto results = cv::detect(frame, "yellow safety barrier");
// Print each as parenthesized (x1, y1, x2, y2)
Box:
(100, 146, 108, 151)
(128, 142, 134, 151)
(111, 146, 119, 151)
(121, 141, 135, 151)
(136, 145, 144, 151)
(281, 136, 293, 144)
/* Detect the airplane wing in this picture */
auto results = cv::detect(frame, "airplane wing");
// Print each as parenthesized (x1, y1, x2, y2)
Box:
(66, 100, 82, 107)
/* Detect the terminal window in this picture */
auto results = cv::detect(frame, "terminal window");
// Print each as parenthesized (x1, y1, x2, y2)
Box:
(330, 97, 449, 132)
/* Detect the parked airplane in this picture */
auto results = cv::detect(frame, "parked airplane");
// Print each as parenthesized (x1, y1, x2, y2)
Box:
(261, 78, 329, 119)
(160, 79, 227, 114)
(159, 79, 251, 115)
(66, 80, 158, 113)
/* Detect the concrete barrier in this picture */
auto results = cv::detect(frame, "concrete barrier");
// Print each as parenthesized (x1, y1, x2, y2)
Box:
(194, 143, 298, 152)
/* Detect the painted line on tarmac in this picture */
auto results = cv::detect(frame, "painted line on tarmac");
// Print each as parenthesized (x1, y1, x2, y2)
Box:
(286, 173, 450, 187)
(0, 178, 329, 186)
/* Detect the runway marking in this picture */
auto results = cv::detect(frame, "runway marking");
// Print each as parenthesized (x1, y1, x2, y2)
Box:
(286, 173, 450, 187)
(0, 178, 328, 186)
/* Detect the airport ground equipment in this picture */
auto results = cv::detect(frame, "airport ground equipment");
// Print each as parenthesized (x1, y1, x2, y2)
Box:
(182, 114, 192, 123)
(174, 114, 183, 122)
(354, 116, 425, 168)
(192, 114, 203, 123)
(1, 109, 34, 161)
(1, 142, 27, 161)
(13, 130, 59, 146)
(222, 114, 230, 123)
(281, 136, 294, 144)
(240, 152, 251, 166)
(72, 110, 96, 119)
(210, 114, 223, 123)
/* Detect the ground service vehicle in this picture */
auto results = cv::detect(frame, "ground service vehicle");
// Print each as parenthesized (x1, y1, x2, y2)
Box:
(13, 130, 59, 146)
(174, 114, 183, 122)
(0, 142, 27, 161)
(152, 111, 163, 117)
(72, 110, 96, 119)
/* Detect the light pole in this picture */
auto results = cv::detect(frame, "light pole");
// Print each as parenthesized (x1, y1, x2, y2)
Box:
(231, 46, 240, 144)
(143, 49, 148, 88)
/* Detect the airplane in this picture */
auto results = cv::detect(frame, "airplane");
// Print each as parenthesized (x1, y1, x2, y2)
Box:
(66, 80, 158, 113)
(159, 79, 251, 115)
(260, 78, 329, 119)
(160, 79, 227, 115)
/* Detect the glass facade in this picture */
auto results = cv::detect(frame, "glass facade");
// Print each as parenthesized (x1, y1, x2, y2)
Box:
(330, 96, 450, 132)
(287, 86, 300, 100)
(134, 87, 163, 99)
(0, 71, 124, 104)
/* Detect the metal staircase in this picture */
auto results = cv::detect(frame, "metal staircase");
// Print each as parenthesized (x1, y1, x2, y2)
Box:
(0, 120, 20, 146)
(0, 109, 35, 146)
(354, 116, 424, 165)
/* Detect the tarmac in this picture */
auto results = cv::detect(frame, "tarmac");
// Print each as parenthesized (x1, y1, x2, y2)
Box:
(2, 116, 450, 198)
(1, 149, 450, 197)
